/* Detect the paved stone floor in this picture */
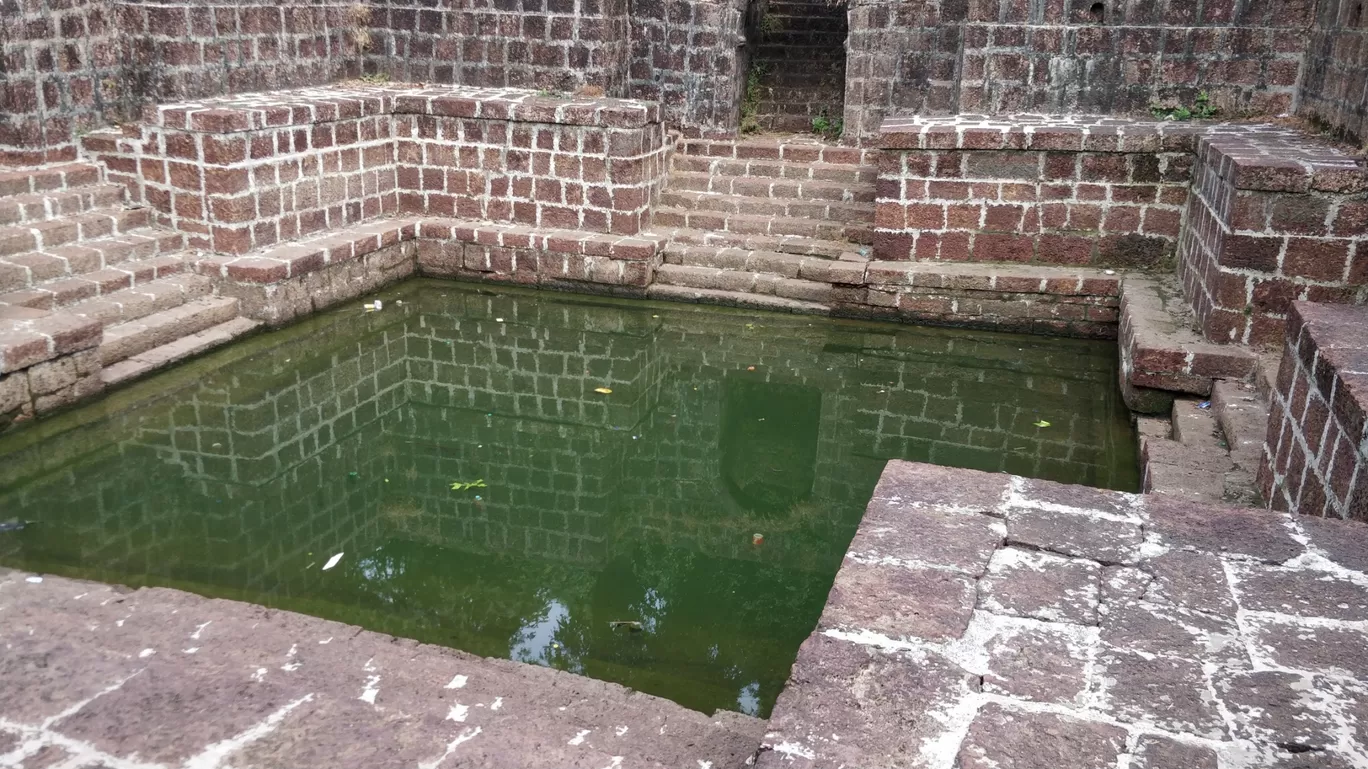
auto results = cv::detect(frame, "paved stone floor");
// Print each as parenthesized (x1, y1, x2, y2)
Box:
(0, 572, 763, 769)
(758, 461, 1368, 769)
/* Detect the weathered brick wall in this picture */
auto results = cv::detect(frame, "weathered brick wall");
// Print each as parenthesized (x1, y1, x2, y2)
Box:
(1177, 127, 1368, 347)
(363, 0, 632, 96)
(0, 0, 120, 165)
(1259, 302, 1368, 520)
(82, 84, 669, 257)
(873, 116, 1194, 268)
(747, 0, 846, 133)
(112, 0, 364, 110)
(0, 0, 365, 167)
(1299, 0, 1368, 143)
(394, 92, 668, 235)
(845, 0, 1310, 141)
(627, 0, 747, 136)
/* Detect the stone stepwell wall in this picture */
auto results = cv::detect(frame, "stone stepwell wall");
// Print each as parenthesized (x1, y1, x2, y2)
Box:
(1260, 301, 1368, 520)
(82, 84, 669, 255)
(7, 0, 1367, 160)
(873, 115, 1368, 347)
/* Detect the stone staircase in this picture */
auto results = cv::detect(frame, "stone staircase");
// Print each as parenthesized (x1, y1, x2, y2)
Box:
(647, 137, 876, 311)
(0, 163, 260, 417)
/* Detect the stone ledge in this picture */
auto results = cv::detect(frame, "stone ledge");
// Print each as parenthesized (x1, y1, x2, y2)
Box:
(146, 84, 660, 133)
(760, 459, 1368, 769)
(878, 115, 1368, 194)
(1120, 275, 1257, 400)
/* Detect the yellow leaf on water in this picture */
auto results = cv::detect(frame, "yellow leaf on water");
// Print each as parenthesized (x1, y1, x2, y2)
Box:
(594, 387, 613, 394)
(1033, 420, 1051, 428)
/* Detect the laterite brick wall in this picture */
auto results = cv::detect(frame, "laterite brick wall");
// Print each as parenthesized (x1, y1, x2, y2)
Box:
(873, 116, 1194, 267)
(1260, 302, 1368, 520)
(1177, 127, 1368, 347)
(82, 85, 669, 255)
(364, 0, 633, 96)
(1300, 0, 1368, 143)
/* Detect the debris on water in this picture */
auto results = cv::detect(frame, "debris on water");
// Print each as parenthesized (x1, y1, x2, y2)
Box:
(1198, 401, 1212, 409)
(450, 479, 488, 491)
(495, 317, 504, 322)
(322, 553, 344, 570)
(594, 387, 613, 394)
(363, 300, 383, 312)
(609, 620, 643, 632)
(1033, 420, 1052, 428)
(348, 471, 359, 479)
(752, 533, 765, 546)
(0, 520, 32, 533)
(746, 366, 756, 371)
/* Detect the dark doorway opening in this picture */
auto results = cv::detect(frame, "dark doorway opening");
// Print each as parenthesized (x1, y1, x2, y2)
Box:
(742, 0, 848, 136)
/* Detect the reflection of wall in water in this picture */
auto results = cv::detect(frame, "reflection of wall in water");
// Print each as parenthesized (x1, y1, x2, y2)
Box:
(1, 288, 1134, 584)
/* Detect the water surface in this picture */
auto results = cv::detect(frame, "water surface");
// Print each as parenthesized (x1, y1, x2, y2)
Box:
(0, 279, 1138, 717)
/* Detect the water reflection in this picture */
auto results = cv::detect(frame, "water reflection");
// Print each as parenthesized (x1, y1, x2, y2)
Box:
(0, 279, 1138, 717)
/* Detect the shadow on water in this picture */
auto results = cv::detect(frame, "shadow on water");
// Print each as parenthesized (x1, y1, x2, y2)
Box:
(0, 278, 1139, 717)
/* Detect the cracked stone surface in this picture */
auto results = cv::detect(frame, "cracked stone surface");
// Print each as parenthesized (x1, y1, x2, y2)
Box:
(0, 571, 765, 769)
(758, 461, 1368, 769)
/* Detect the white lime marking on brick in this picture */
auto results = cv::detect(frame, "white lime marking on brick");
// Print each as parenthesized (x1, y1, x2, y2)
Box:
(568, 729, 590, 746)
(418, 727, 482, 769)
(445, 674, 468, 689)
(446, 704, 469, 722)
(191, 620, 211, 640)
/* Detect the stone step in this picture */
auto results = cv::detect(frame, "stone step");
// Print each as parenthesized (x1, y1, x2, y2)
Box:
(666, 171, 874, 203)
(0, 184, 127, 226)
(658, 189, 873, 224)
(99, 296, 242, 366)
(1119, 275, 1257, 413)
(670, 154, 876, 186)
(1211, 379, 1270, 506)
(1140, 432, 1236, 505)
(662, 242, 866, 282)
(650, 226, 867, 259)
(101, 316, 262, 387)
(645, 283, 830, 315)
(66, 273, 214, 327)
(675, 138, 876, 167)
(1171, 397, 1224, 449)
(654, 263, 837, 303)
(0, 229, 188, 297)
(652, 207, 873, 243)
(0, 207, 154, 261)
(0, 162, 102, 197)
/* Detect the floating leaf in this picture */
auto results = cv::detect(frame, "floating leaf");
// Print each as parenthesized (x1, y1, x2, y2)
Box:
(594, 387, 613, 394)
(450, 479, 488, 491)
(1033, 420, 1052, 428)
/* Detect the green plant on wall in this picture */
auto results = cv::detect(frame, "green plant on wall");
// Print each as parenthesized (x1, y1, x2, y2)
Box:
(812, 111, 843, 140)
(759, 13, 781, 36)
(1150, 91, 1218, 121)
(740, 63, 769, 135)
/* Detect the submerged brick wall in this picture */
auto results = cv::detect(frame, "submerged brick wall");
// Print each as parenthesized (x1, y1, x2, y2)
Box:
(1299, 0, 1368, 143)
(1260, 302, 1368, 520)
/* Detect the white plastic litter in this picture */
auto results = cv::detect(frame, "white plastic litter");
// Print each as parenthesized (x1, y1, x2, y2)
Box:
(322, 552, 344, 570)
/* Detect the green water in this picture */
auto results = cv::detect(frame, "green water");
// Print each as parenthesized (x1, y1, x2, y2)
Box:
(0, 279, 1139, 717)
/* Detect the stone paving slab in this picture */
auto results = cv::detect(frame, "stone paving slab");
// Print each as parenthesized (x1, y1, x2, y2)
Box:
(758, 460, 1368, 769)
(0, 571, 764, 769)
